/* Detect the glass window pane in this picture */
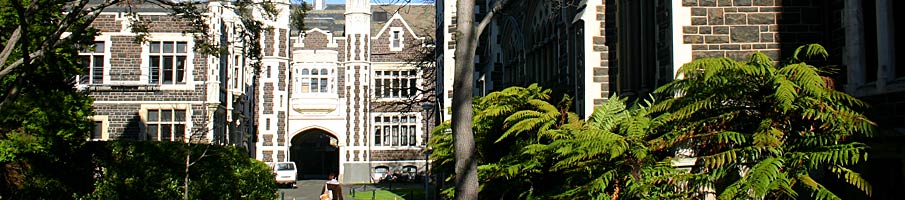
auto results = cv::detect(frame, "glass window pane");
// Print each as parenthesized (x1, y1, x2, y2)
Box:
(410, 126, 416, 146)
(174, 124, 185, 140)
(150, 56, 160, 84)
(374, 129, 382, 146)
(163, 56, 174, 83)
(410, 78, 417, 97)
(311, 69, 319, 75)
(161, 110, 173, 122)
(92, 55, 104, 84)
(320, 78, 328, 93)
(392, 127, 399, 146)
(147, 124, 158, 141)
(163, 42, 174, 53)
(176, 42, 187, 53)
(375, 117, 382, 123)
(148, 110, 159, 122)
(176, 56, 186, 83)
(175, 110, 186, 121)
(375, 80, 383, 97)
(310, 78, 319, 93)
(93, 121, 103, 139)
(151, 42, 160, 53)
(95, 41, 105, 53)
(376, 71, 382, 76)
(401, 79, 409, 97)
(320, 69, 328, 75)
(401, 126, 408, 146)
(161, 124, 172, 141)
(392, 79, 399, 97)
(301, 69, 309, 75)
(383, 126, 391, 145)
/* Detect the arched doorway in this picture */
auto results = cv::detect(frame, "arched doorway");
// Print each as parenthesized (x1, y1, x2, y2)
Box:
(290, 129, 339, 179)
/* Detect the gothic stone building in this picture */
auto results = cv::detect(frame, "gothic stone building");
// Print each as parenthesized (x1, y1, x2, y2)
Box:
(82, 1, 284, 149)
(438, 0, 902, 197)
(257, 1, 436, 183)
(83, 0, 435, 184)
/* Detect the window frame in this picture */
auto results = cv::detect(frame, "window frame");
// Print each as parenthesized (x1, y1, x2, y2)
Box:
(148, 40, 190, 86)
(77, 41, 107, 86)
(88, 115, 110, 141)
(293, 66, 333, 95)
(141, 105, 192, 142)
(389, 27, 404, 51)
(372, 113, 420, 147)
(374, 69, 419, 100)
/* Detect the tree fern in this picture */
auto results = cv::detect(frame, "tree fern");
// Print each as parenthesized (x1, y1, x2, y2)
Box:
(653, 44, 875, 199)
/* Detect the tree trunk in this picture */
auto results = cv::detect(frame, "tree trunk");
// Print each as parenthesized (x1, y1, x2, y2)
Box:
(184, 147, 190, 200)
(452, 0, 478, 198)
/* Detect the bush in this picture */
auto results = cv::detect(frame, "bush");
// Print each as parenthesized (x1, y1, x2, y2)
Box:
(73, 141, 276, 200)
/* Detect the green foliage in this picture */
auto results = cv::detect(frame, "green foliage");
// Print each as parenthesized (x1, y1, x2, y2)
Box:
(653, 44, 874, 199)
(430, 44, 874, 200)
(290, 1, 313, 34)
(77, 141, 276, 200)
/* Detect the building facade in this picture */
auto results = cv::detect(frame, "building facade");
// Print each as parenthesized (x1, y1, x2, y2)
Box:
(84, 0, 435, 184)
(258, 1, 436, 183)
(83, 1, 277, 149)
(438, 0, 902, 198)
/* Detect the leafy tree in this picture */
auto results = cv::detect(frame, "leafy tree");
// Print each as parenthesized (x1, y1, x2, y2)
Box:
(290, 0, 313, 35)
(432, 84, 580, 199)
(78, 141, 276, 200)
(651, 44, 875, 199)
(0, 0, 280, 197)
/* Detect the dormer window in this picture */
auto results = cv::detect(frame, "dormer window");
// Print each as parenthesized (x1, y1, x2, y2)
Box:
(389, 27, 404, 51)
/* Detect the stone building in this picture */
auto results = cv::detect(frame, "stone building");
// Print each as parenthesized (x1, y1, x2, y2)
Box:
(438, 0, 902, 197)
(256, 1, 436, 183)
(82, 1, 284, 151)
(82, 0, 434, 184)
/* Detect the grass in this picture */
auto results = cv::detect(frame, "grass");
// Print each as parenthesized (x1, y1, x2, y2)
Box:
(351, 190, 404, 200)
(349, 182, 428, 200)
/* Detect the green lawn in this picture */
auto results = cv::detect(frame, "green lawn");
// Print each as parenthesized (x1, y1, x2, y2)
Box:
(351, 190, 404, 200)
(349, 183, 428, 200)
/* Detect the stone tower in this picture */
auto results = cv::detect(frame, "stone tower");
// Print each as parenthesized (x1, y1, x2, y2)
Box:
(341, 0, 372, 180)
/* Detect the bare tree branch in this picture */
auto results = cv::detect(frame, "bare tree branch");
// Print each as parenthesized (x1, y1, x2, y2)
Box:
(0, 27, 22, 69)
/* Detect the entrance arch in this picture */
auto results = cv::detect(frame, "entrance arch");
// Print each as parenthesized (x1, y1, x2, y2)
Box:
(290, 128, 339, 179)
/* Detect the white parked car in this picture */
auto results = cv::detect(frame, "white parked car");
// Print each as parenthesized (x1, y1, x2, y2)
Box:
(270, 162, 297, 188)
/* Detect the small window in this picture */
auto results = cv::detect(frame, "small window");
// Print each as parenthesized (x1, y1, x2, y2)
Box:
(92, 121, 104, 140)
(392, 31, 401, 48)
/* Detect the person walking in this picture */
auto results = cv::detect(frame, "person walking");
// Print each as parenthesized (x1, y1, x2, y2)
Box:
(320, 173, 343, 200)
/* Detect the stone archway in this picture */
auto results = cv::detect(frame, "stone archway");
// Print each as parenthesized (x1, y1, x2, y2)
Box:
(290, 129, 339, 179)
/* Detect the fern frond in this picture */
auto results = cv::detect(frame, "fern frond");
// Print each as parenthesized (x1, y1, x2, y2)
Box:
(828, 165, 872, 196)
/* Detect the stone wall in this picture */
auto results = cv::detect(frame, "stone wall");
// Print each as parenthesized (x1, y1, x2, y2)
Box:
(90, 14, 120, 32)
(370, 150, 422, 161)
(681, 0, 827, 61)
(109, 36, 143, 81)
(265, 28, 275, 56)
(279, 29, 289, 57)
(593, 1, 614, 107)
(263, 83, 274, 114)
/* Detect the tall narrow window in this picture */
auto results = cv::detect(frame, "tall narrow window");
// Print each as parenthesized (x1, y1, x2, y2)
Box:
(149, 41, 188, 84)
(78, 41, 105, 85)
(392, 31, 401, 48)
(389, 27, 404, 51)
(147, 109, 187, 141)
